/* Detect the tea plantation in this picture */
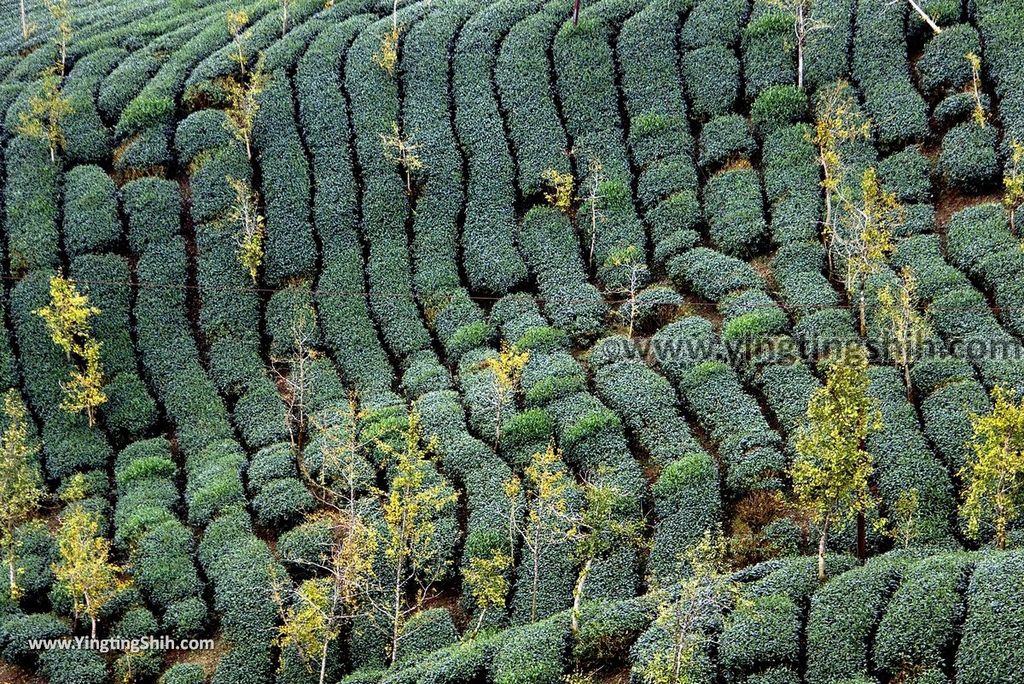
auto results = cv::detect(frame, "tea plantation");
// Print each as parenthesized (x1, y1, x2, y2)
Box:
(0, 0, 1023, 683)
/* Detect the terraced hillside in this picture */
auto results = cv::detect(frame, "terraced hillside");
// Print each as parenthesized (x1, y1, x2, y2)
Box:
(1, 0, 1024, 683)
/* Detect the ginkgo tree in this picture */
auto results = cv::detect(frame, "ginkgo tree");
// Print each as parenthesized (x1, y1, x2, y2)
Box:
(1004, 138, 1023, 236)
(222, 55, 268, 161)
(604, 244, 648, 339)
(876, 267, 932, 401)
(0, 390, 43, 601)
(542, 168, 574, 214)
(506, 441, 576, 623)
(480, 343, 529, 448)
(462, 546, 512, 636)
(811, 81, 871, 273)
(369, 412, 458, 664)
(53, 490, 131, 639)
(284, 399, 383, 684)
(227, 176, 266, 282)
(965, 52, 986, 128)
(639, 530, 739, 684)
(17, 64, 72, 163)
(35, 273, 107, 426)
(226, 9, 250, 73)
(374, 0, 402, 75)
(380, 123, 424, 194)
(273, 576, 342, 684)
(833, 167, 901, 336)
(960, 386, 1024, 550)
(44, 0, 72, 75)
(62, 338, 107, 428)
(791, 344, 881, 581)
(765, 0, 827, 90)
(569, 476, 644, 634)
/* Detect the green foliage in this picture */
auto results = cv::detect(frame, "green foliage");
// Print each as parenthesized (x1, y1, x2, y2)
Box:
(751, 85, 808, 137)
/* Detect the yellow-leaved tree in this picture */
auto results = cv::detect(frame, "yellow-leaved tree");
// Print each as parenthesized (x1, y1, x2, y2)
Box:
(960, 386, 1024, 550)
(480, 343, 529, 448)
(380, 123, 424, 194)
(541, 168, 574, 214)
(373, 412, 458, 663)
(222, 55, 269, 161)
(462, 546, 512, 636)
(374, 0, 402, 76)
(17, 64, 72, 164)
(875, 267, 932, 401)
(810, 81, 871, 273)
(227, 176, 266, 282)
(226, 9, 250, 73)
(35, 274, 107, 426)
(570, 476, 644, 634)
(791, 344, 881, 581)
(53, 500, 130, 638)
(1004, 138, 1023, 236)
(274, 577, 340, 684)
(507, 441, 575, 623)
(62, 338, 106, 428)
(640, 530, 738, 684)
(834, 168, 901, 336)
(965, 52, 986, 128)
(35, 273, 97, 359)
(284, 399, 381, 684)
(44, 0, 72, 76)
(604, 244, 648, 339)
(0, 390, 44, 600)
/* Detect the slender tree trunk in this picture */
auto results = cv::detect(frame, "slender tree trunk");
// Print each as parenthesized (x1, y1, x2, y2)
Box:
(318, 635, 329, 684)
(902, 362, 913, 402)
(7, 554, 16, 600)
(996, 498, 1007, 550)
(473, 608, 487, 637)
(494, 392, 503, 450)
(672, 618, 687, 683)
(857, 511, 867, 561)
(84, 592, 96, 639)
(822, 179, 835, 276)
(858, 285, 867, 337)
(908, 0, 942, 34)
(795, 7, 804, 90)
(818, 528, 827, 582)
(572, 0, 581, 26)
(571, 557, 592, 634)
(589, 198, 598, 269)
(20, 0, 29, 41)
(530, 526, 541, 623)
(390, 555, 403, 663)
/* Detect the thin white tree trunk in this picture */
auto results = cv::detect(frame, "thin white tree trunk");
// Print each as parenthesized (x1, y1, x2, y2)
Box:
(817, 518, 830, 582)
(795, 6, 804, 90)
(571, 557, 592, 634)
(20, 0, 29, 40)
(907, 0, 942, 34)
